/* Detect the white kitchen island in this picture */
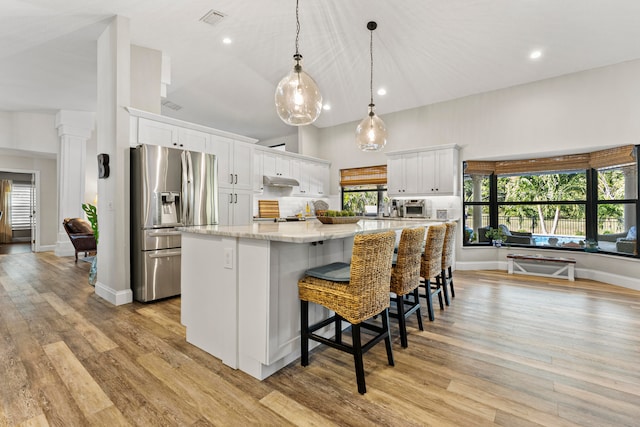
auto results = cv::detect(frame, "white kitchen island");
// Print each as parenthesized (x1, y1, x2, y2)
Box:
(178, 218, 438, 380)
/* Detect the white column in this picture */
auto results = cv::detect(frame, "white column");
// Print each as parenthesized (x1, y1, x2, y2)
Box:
(95, 16, 133, 306)
(54, 110, 95, 257)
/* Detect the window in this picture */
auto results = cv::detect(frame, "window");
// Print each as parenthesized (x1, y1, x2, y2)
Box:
(463, 145, 639, 257)
(11, 183, 34, 230)
(340, 166, 387, 215)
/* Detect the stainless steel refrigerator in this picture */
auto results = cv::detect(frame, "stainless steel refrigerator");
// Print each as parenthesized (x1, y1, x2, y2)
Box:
(130, 144, 218, 302)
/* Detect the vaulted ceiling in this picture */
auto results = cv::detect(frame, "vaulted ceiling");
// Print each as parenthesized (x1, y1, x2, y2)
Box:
(3, 0, 640, 141)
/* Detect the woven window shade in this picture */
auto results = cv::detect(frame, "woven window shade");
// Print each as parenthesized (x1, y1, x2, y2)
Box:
(464, 161, 496, 175)
(589, 145, 636, 169)
(495, 153, 591, 175)
(340, 165, 387, 186)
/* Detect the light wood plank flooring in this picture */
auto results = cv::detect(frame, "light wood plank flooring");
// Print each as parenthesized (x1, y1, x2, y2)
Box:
(1, 251, 639, 426)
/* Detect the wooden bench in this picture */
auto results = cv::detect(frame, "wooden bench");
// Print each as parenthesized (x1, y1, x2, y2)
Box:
(507, 253, 576, 281)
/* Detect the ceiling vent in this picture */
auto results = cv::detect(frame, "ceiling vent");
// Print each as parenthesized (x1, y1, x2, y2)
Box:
(161, 100, 182, 111)
(200, 10, 227, 26)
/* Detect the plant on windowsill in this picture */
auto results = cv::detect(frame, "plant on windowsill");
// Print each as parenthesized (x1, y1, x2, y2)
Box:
(484, 227, 508, 248)
(82, 203, 98, 286)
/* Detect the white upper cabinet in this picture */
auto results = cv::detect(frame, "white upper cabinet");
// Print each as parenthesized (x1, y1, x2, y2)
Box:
(419, 148, 458, 195)
(263, 152, 291, 178)
(137, 118, 209, 152)
(387, 145, 459, 197)
(207, 136, 253, 191)
(254, 148, 330, 197)
(387, 152, 420, 196)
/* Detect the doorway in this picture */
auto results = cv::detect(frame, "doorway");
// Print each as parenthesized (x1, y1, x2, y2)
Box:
(0, 171, 36, 254)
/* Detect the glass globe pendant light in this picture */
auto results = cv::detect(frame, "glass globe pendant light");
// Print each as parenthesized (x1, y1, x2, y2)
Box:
(356, 21, 387, 152)
(275, 0, 322, 126)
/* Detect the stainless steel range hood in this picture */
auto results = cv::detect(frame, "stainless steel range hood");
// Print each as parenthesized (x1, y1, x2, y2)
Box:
(263, 175, 300, 187)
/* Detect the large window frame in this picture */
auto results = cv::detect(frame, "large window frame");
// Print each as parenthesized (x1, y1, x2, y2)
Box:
(463, 145, 639, 258)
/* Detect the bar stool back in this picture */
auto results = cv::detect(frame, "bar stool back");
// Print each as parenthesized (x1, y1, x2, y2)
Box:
(419, 224, 446, 321)
(390, 227, 426, 348)
(298, 231, 396, 394)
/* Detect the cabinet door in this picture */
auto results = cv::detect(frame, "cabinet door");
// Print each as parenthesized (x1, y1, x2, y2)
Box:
(218, 187, 233, 226)
(434, 149, 454, 194)
(387, 155, 405, 195)
(420, 149, 456, 195)
(178, 128, 209, 152)
(318, 163, 330, 196)
(263, 152, 291, 177)
(253, 150, 264, 192)
(209, 135, 234, 188)
(232, 191, 252, 226)
(291, 159, 310, 195)
(138, 118, 178, 148)
(403, 153, 420, 195)
(232, 142, 254, 191)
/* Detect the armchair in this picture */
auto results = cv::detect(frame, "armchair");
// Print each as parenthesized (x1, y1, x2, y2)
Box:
(63, 218, 97, 262)
(599, 226, 637, 255)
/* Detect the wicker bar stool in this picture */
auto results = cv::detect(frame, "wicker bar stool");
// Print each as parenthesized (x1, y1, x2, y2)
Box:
(298, 231, 396, 395)
(440, 222, 457, 305)
(419, 224, 446, 321)
(389, 227, 426, 348)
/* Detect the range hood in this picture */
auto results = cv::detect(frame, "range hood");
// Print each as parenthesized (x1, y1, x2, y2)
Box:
(263, 175, 300, 187)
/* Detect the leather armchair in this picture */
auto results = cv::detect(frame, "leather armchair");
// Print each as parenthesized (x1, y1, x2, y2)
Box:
(63, 218, 97, 262)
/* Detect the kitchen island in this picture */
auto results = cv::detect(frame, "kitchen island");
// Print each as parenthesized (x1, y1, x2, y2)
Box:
(178, 219, 438, 380)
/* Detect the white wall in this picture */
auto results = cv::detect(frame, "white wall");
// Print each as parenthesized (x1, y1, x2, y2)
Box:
(0, 112, 58, 154)
(316, 58, 640, 290)
(317, 58, 640, 193)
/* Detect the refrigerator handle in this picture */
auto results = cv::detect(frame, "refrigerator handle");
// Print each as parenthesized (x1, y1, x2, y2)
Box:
(186, 151, 194, 225)
(181, 151, 190, 225)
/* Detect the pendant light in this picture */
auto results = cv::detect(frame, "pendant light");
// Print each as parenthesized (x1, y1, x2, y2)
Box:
(275, 0, 322, 126)
(356, 21, 387, 152)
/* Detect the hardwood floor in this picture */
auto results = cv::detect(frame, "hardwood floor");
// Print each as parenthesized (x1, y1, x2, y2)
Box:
(1, 252, 639, 426)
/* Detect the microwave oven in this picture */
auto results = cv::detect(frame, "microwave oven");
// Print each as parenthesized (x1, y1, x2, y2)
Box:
(402, 199, 431, 218)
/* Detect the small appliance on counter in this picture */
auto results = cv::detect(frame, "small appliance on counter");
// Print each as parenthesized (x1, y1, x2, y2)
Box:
(390, 199, 403, 217)
(402, 199, 432, 218)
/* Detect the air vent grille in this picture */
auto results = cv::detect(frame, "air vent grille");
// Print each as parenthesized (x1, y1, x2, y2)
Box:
(161, 100, 182, 111)
(200, 9, 227, 26)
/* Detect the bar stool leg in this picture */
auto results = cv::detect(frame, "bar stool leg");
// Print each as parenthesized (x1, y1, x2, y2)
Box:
(381, 308, 394, 366)
(423, 279, 435, 321)
(396, 294, 408, 348)
(412, 288, 424, 331)
(335, 316, 342, 345)
(436, 276, 445, 310)
(301, 300, 309, 366)
(440, 269, 450, 306)
(448, 266, 455, 298)
(352, 324, 366, 394)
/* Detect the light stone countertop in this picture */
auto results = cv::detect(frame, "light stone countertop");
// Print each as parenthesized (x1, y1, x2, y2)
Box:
(178, 219, 441, 244)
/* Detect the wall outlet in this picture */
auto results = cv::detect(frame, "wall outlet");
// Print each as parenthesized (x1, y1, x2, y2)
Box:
(223, 247, 233, 269)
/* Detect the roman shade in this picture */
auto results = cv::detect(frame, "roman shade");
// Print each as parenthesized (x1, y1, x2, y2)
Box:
(340, 165, 387, 186)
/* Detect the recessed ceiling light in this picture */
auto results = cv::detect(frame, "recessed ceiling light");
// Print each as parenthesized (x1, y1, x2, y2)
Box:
(529, 50, 542, 60)
(222, 37, 232, 45)
(377, 88, 387, 96)
(322, 104, 331, 111)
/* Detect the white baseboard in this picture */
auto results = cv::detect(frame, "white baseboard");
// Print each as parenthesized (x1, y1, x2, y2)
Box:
(95, 281, 133, 306)
(455, 261, 640, 291)
(38, 245, 56, 252)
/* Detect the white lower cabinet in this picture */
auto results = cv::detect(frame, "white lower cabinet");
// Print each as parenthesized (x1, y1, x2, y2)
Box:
(237, 238, 350, 378)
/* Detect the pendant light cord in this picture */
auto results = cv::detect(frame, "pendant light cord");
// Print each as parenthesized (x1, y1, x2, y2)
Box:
(295, 0, 301, 58)
(369, 25, 375, 112)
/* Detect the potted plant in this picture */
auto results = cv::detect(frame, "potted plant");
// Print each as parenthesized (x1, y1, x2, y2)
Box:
(82, 203, 98, 285)
(484, 226, 508, 247)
